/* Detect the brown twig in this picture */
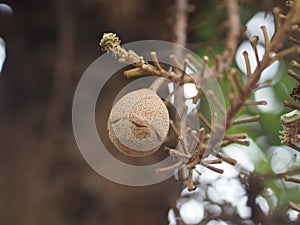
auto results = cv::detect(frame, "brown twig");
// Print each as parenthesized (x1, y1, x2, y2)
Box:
(284, 141, 300, 153)
(283, 100, 300, 110)
(226, 4, 300, 129)
(289, 201, 300, 213)
(214, 0, 241, 74)
(99, 1, 300, 195)
(173, 0, 188, 47)
(288, 69, 300, 82)
(232, 115, 260, 125)
(285, 175, 300, 184)
(263, 167, 300, 180)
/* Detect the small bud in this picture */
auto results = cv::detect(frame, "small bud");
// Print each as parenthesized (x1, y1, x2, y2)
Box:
(99, 32, 121, 52)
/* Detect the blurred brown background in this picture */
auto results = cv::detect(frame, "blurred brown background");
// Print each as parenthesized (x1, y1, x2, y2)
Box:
(0, 0, 185, 224)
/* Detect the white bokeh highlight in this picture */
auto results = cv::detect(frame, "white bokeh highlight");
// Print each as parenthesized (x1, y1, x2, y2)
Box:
(255, 195, 270, 215)
(254, 87, 283, 113)
(179, 199, 204, 224)
(168, 209, 177, 225)
(177, 137, 267, 223)
(207, 220, 229, 225)
(195, 138, 268, 220)
(265, 188, 278, 208)
(235, 41, 280, 83)
(214, 178, 246, 206)
(269, 146, 293, 174)
(167, 82, 175, 103)
(183, 83, 198, 99)
(168, 81, 199, 114)
(245, 12, 275, 44)
(222, 138, 266, 172)
(0, 37, 6, 73)
(180, 184, 205, 198)
(237, 196, 252, 219)
(0, 3, 13, 15)
(287, 208, 300, 221)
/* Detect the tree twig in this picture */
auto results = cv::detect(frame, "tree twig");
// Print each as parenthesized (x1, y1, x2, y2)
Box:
(214, 0, 241, 74)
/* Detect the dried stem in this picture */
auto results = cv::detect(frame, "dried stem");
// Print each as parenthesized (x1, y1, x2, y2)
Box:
(216, 152, 237, 166)
(283, 100, 300, 110)
(207, 90, 226, 115)
(243, 51, 252, 80)
(261, 25, 270, 50)
(149, 77, 167, 92)
(202, 162, 224, 174)
(99, 1, 300, 195)
(291, 60, 300, 70)
(250, 35, 260, 64)
(173, 0, 188, 47)
(156, 161, 184, 174)
(214, 0, 241, 74)
(232, 69, 244, 94)
(289, 201, 300, 213)
(165, 147, 190, 160)
(287, 35, 300, 45)
(285, 175, 300, 184)
(288, 69, 300, 82)
(245, 100, 268, 106)
(151, 52, 163, 71)
(226, 3, 300, 129)
(284, 141, 300, 153)
(232, 115, 260, 125)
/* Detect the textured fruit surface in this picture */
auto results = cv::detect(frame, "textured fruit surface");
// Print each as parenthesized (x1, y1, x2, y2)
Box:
(107, 88, 170, 157)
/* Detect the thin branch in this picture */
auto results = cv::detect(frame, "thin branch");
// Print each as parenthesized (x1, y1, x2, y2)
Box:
(283, 100, 300, 110)
(149, 77, 167, 92)
(288, 69, 300, 82)
(226, 4, 300, 128)
(289, 201, 300, 213)
(232, 115, 260, 125)
(173, 0, 188, 47)
(214, 0, 241, 73)
(284, 141, 300, 153)
(285, 175, 300, 184)
(264, 167, 300, 180)
(245, 100, 268, 106)
(243, 51, 252, 80)
(156, 161, 184, 174)
(261, 25, 270, 50)
(250, 35, 260, 65)
(216, 152, 237, 165)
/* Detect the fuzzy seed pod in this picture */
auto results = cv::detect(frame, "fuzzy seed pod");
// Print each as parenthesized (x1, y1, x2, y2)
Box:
(107, 88, 170, 157)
